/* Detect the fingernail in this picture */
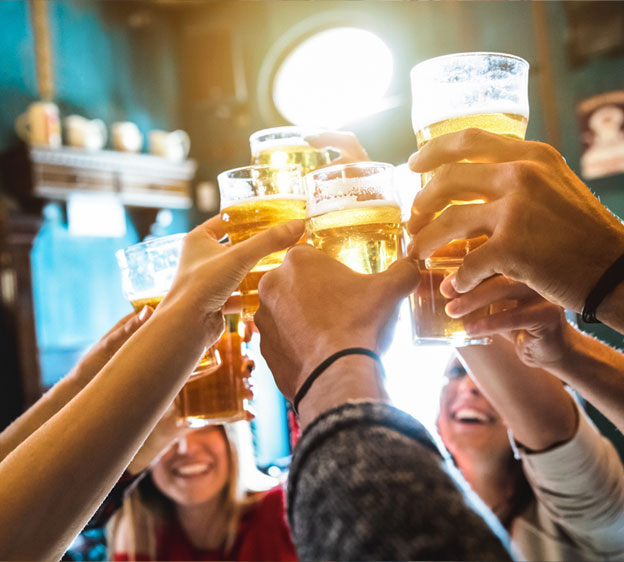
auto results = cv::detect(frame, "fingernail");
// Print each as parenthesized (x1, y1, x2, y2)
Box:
(445, 300, 460, 318)
(138, 305, 152, 322)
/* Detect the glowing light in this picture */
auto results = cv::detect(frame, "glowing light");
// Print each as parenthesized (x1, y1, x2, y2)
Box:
(382, 301, 453, 439)
(273, 27, 394, 128)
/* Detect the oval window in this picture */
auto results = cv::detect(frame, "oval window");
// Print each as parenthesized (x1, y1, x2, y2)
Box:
(273, 27, 394, 128)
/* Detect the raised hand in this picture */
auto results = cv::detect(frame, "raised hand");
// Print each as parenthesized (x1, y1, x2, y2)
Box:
(407, 128, 624, 321)
(441, 273, 570, 369)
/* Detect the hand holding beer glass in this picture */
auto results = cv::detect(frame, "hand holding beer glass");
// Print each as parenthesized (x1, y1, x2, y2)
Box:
(116, 234, 221, 375)
(116, 236, 250, 425)
(218, 164, 307, 319)
(305, 162, 402, 274)
(408, 52, 529, 344)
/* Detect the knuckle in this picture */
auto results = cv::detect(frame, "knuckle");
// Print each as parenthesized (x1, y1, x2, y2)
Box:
(526, 140, 560, 164)
(457, 127, 485, 149)
(509, 160, 540, 187)
(253, 306, 266, 329)
(284, 243, 313, 265)
(257, 270, 276, 295)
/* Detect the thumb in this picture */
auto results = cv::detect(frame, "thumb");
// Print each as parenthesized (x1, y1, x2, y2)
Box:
(229, 219, 305, 271)
(375, 257, 421, 299)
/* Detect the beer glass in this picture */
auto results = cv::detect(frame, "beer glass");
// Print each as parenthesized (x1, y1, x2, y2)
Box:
(409, 52, 529, 345)
(305, 162, 401, 274)
(218, 164, 307, 319)
(250, 126, 334, 175)
(116, 234, 221, 377)
(174, 313, 248, 426)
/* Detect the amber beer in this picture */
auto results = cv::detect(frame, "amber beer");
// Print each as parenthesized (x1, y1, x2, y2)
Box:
(130, 296, 220, 370)
(410, 53, 529, 344)
(218, 165, 307, 319)
(175, 314, 247, 426)
(308, 201, 402, 274)
(252, 144, 331, 175)
(250, 126, 333, 175)
(306, 162, 400, 274)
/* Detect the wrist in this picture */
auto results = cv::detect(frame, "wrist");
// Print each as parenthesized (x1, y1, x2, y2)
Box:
(299, 335, 379, 382)
(298, 354, 388, 429)
(549, 324, 586, 375)
(596, 280, 624, 328)
(156, 289, 224, 346)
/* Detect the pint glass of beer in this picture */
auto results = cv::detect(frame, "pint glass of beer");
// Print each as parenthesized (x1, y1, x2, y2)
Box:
(409, 52, 529, 345)
(115, 234, 221, 376)
(305, 162, 402, 274)
(174, 313, 248, 426)
(218, 164, 307, 319)
(249, 126, 334, 175)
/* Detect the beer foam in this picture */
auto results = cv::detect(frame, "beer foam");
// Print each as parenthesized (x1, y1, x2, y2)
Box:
(411, 102, 528, 133)
(251, 138, 309, 151)
(309, 197, 399, 217)
(222, 193, 307, 208)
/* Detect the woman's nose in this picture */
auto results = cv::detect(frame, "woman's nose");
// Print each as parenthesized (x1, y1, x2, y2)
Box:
(458, 375, 481, 396)
(176, 436, 189, 454)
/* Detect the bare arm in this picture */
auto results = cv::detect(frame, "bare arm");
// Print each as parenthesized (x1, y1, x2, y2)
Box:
(457, 337, 577, 451)
(0, 217, 304, 561)
(547, 328, 624, 435)
(444, 274, 624, 436)
(0, 311, 150, 464)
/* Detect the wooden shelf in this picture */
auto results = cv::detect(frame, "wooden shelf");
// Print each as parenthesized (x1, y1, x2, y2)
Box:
(1, 144, 197, 212)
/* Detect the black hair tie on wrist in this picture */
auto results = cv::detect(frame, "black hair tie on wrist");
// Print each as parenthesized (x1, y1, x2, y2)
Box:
(582, 253, 624, 323)
(292, 348, 384, 416)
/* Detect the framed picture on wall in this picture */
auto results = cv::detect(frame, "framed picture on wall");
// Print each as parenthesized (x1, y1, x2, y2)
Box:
(578, 91, 624, 180)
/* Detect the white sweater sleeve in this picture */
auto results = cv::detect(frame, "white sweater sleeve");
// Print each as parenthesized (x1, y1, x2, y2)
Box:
(517, 403, 624, 554)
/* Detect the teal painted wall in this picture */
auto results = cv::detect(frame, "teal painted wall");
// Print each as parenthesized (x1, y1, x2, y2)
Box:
(0, 0, 189, 386)
(0, 0, 179, 150)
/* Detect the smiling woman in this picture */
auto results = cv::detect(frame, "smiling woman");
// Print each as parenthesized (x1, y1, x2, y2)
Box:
(438, 343, 624, 562)
(106, 424, 297, 561)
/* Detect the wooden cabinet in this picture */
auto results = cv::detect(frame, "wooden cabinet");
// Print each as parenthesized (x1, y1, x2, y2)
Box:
(0, 145, 197, 429)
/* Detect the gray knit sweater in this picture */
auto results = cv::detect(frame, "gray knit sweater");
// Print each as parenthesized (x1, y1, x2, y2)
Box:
(287, 401, 512, 561)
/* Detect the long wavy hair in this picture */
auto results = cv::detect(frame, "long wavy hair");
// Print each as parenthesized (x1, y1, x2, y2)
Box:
(135, 423, 266, 553)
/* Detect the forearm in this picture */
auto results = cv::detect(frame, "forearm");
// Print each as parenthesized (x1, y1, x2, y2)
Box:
(0, 303, 209, 561)
(0, 374, 84, 463)
(547, 327, 624, 434)
(457, 337, 577, 450)
(288, 402, 511, 561)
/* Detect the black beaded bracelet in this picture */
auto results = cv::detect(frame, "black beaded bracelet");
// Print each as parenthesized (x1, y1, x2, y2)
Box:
(292, 348, 384, 416)
(582, 253, 624, 323)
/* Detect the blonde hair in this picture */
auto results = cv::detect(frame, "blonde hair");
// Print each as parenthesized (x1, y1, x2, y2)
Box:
(107, 422, 277, 559)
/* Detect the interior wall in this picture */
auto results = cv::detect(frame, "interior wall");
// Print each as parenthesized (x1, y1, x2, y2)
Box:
(0, 0, 188, 388)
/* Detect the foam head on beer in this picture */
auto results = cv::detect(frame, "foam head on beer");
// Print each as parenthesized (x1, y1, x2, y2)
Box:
(410, 51, 529, 144)
(305, 161, 402, 275)
(407, 52, 529, 345)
